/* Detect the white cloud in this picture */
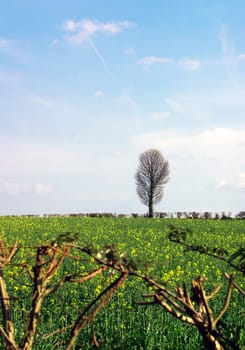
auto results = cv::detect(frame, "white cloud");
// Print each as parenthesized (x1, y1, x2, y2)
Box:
(95, 90, 104, 97)
(34, 184, 53, 195)
(217, 25, 245, 66)
(238, 54, 245, 60)
(0, 182, 30, 196)
(0, 182, 53, 196)
(133, 127, 245, 158)
(0, 143, 79, 176)
(165, 98, 184, 114)
(162, 86, 245, 122)
(151, 111, 171, 120)
(62, 19, 134, 75)
(132, 127, 245, 188)
(51, 39, 59, 46)
(31, 96, 55, 107)
(132, 127, 245, 211)
(138, 56, 173, 66)
(115, 93, 138, 112)
(124, 47, 136, 55)
(216, 179, 227, 188)
(0, 70, 21, 85)
(216, 22, 245, 82)
(239, 174, 245, 189)
(138, 55, 201, 71)
(0, 37, 28, 62)
(217, 23, 235, 60)
(62, 19, 135, 45)
(216, 174, 245, 190)
(0, 38, 9, 48)
(63, 19, 77, 32)
(179, 59, 201, 71)
(198, 128, 245, 145)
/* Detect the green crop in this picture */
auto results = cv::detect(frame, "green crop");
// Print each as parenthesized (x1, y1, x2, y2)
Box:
(0, 216, 244, 349)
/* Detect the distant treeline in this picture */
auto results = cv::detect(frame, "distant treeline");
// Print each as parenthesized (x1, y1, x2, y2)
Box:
(2, 211, 245, 219)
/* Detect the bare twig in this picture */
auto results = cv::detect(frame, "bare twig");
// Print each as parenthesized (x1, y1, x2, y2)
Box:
(65, 272, 127, 350)
(224, 272, 245, 296)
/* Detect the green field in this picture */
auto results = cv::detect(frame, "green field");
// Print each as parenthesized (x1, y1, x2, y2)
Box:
(0, 216, 244, 349)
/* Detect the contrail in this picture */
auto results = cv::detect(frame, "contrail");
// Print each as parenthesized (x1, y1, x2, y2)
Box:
(89, 38, 113, 76)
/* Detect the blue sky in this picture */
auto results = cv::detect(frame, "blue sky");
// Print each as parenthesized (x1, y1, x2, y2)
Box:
(0, 0, 244, 215)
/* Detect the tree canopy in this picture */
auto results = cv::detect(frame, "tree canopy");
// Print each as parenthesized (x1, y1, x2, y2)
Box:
(135, 149, 169, 217)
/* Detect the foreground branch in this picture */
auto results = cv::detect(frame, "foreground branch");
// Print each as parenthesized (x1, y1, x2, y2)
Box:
(139, 275, 238, 350)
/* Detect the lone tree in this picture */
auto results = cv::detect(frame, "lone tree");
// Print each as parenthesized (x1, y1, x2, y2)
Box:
(135, 149, 169, 217)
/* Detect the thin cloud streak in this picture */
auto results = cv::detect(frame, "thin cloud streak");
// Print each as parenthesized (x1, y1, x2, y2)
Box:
(61, 18, 135, 75)
(216, 22, 242, 83)
(89, 38, 113, 76)
(138, 55, 201, 71)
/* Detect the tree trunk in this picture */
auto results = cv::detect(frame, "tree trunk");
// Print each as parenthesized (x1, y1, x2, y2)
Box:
(198, 328, 225, 350)
(148, 200, 153, 218)
(21, 286, 46, 350)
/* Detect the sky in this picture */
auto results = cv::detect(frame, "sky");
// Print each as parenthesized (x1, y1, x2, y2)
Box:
(0, 0, 244, 215)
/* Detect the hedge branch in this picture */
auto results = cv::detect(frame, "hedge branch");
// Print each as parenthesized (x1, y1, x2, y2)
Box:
(139, 275, 238, 350)
(0, 241, 19, 350)
(65, 271, 128, 350)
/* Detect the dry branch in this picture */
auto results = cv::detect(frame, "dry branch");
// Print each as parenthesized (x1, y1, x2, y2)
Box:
(140, 274, 238, 350)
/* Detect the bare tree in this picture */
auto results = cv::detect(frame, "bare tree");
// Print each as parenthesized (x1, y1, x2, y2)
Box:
(135, 149, 169, 217)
